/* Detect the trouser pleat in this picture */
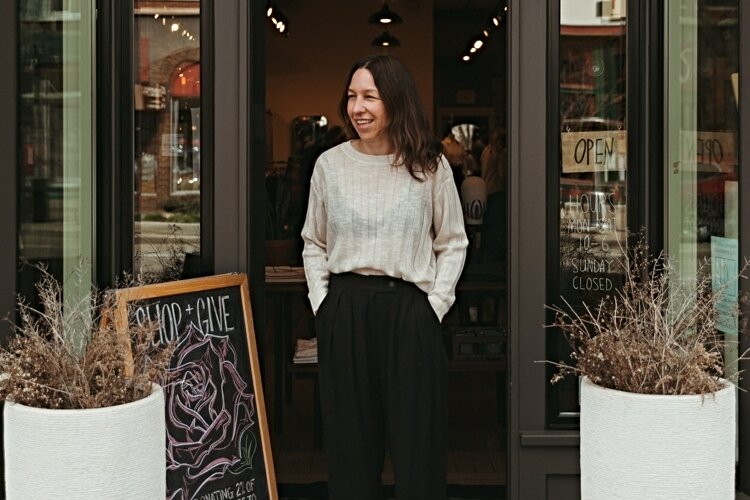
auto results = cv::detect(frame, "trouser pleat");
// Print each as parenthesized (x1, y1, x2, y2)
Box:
(315, 273, 447, 500)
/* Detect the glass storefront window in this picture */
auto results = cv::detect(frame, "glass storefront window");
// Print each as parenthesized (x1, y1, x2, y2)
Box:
(133, 0, 201, 282)
(664, 0, 739, 446)
(17, 0, 95, 314)
(552, 0, 628, 423)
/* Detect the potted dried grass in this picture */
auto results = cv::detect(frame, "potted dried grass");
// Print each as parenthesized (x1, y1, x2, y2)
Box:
(1, 266, 173, 499)
(547, 238, 748, 500)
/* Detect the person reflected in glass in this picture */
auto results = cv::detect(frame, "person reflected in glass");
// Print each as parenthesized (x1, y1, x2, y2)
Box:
(301, 54, 468, 500)
(440, 125, 468, 190)
(480, 127, 507, 263)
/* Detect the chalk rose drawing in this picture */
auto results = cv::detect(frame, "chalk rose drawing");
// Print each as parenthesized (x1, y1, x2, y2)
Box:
(166, 324, 259, 500)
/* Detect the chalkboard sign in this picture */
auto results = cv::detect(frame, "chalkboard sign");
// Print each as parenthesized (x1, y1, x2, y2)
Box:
(113, 273, 277, 500)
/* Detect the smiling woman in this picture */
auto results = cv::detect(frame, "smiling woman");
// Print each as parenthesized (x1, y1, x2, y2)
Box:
(302, 54, 468, 500)
(346, 68, 391, 154)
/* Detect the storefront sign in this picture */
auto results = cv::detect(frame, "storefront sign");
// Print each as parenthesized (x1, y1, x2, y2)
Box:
(679, 131, 737, 172)
(114, 274, 278, 500)
(710, 236, 738, 336)
(561, 130, 627, 173)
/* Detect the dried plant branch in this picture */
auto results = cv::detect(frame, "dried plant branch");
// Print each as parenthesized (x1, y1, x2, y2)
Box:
(0, 264, 174, 409)
(546, 234, 750, 395)
(136, 223, 199, 284)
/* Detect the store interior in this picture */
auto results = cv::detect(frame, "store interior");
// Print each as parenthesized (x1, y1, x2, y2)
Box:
(264, 0, 509, 497)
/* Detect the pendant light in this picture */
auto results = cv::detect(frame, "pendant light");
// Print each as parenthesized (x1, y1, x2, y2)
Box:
(368, 2, 402, 25)
(266, 1, 290, 36)
(372, 31, 401, 47)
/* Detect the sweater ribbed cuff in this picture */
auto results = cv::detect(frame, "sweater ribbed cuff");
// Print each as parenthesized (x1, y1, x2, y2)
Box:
(427, 294, 450, 323)
(309, 289, 328, 316)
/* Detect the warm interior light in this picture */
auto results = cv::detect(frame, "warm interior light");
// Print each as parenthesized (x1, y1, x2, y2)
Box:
(266, 5, 289, 36)
(473, 40, 484, 49)
(371, 31, 401, 47)
(368, 2, 403, 25)
(470, 47, 477, 53)
(153, 13, 159, 19)
(171, 23, 179, 32)
(462, 55, 470, 61)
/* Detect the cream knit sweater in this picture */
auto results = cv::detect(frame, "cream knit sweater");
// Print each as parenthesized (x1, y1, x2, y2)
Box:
(301, 141, 468, 322)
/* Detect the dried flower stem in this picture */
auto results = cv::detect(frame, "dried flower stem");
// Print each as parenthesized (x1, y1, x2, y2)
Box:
(0, 264, 173, 409)
(546, 234, 749, 395)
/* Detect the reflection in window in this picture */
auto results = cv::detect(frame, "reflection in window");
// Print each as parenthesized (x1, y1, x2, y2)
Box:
(664, 0, 739, 428)
(553, 0, 628, 423)
(133, 1, 201, 282)
(169, 63, 201, 195)
(17, 0, 95, 303)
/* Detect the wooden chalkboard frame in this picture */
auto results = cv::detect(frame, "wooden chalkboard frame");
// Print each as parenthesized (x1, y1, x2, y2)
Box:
(112, 273, 277, 500)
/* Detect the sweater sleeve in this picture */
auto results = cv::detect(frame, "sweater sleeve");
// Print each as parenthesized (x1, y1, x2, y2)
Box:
(427, 158, 469, 322)
(301, 160, 330, 315)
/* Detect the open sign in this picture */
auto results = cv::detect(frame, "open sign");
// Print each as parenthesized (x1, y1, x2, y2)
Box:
(561, 130, 627, 173)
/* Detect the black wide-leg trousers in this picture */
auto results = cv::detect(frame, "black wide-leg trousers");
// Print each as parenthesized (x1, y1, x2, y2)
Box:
(315, 272, 448, 500)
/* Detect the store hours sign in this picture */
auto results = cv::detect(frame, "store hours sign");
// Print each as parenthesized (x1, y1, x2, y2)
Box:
(559, 189, 626, 307)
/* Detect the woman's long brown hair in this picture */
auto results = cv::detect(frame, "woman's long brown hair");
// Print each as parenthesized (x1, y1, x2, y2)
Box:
(339, 55, 442, 180)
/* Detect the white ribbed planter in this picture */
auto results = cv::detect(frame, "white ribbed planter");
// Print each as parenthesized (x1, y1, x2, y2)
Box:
(580, 377, 736, 500)
(3, 384, 166, 500)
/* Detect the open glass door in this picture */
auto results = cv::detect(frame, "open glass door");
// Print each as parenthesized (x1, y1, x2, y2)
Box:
(17, 0, 96, 345)
(664, 0, 741, 488)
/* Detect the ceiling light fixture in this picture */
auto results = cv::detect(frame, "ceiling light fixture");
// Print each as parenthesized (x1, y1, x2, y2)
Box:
(368, 2, 403, 25)
(460, 1, 507, 62)
(372, 31, 401, 47)
(266, 2, 290, 36)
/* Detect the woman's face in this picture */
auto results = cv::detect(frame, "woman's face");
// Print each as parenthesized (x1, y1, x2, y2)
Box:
(346, 68, 391, 153)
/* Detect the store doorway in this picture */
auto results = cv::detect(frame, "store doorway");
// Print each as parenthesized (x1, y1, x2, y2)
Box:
(264, 1, 509, 497)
